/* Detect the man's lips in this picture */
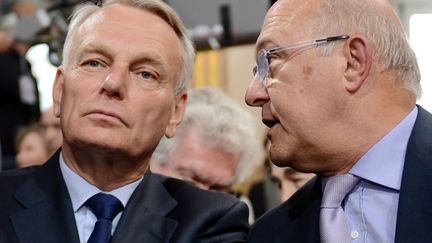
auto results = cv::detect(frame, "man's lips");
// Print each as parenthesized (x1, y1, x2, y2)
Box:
(87, 109, 126, 126)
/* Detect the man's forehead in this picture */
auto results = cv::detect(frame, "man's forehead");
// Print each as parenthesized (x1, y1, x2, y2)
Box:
(256, 0, 320, 51)
(79, 9, 107, 34)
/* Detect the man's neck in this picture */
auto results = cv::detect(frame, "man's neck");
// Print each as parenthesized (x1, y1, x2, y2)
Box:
(61, 144, 149, 191)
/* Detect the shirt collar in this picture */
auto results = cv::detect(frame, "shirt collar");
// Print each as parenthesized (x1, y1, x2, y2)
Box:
(59, 152, 143, 212)
(349, 107, 418, 190)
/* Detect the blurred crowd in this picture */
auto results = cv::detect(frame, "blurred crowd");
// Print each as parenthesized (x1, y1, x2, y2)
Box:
(7, 106, 62, 169)
(149, 87, 314, 221)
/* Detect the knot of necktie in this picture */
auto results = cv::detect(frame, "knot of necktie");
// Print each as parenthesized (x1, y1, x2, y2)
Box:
(85, 193, 124, 243)
(320, 174, 359, 243)
(86, 193, 124, 221)
(321, 174, 359, 208)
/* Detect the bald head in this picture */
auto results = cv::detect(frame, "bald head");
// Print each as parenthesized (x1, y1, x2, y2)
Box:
(259, 0, 319, 43)
(248, 0, 420, 174)
(264, 0, 420, 98)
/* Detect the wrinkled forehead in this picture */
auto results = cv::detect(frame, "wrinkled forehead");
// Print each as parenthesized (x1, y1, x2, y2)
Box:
(256, 0, 321, 51)
(79, 7, 111, 34)
(73, 4, 182, 59)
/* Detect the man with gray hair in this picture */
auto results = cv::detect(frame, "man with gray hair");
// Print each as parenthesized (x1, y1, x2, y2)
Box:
(0, 0, 249, 242)
(245, 0, 431, 242)
(152, 87, 263, 191)
(151, 87, 264, 222)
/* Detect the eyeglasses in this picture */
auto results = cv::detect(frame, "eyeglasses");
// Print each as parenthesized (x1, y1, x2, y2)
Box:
(182, 174, 234, 192)
(253, 35, 350, 82)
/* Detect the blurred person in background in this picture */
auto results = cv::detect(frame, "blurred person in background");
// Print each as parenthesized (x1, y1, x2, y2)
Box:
(248, 139, 314, 218)
(270, 164, 314, 202)
(151, 87, 264, 222)
(247, 139, 283, 219)
(0, 0, 50, 170)
(266, 139, 315, 203)
(14, 123, 49, 168)
(41, 106, 62, 155)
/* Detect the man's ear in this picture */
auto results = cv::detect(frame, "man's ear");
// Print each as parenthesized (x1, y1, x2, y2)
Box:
(165, 91, 187, 138)
(343, 36, 372, 92)
(52, 67, 65, 118)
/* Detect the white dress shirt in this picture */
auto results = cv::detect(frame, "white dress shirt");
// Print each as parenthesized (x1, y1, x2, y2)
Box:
(59, 153, 143, 243)
(343, 107, 417, 242)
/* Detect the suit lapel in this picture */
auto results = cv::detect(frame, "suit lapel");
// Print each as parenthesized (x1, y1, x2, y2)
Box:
(112, 172, 178, 243)
(396, 106, 432, 242)
(10, 152, 80, 243)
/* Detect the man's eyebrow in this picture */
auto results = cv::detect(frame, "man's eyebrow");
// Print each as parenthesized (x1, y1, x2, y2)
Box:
(131, 55, 169, 80)
(131, 54, 165, 68)
(77, 43, 112, 61)
(255, 42, 266, 57)
(256, 40, 269, 51)
(77, 44, 166, 70)
(255, 39, 277, 58)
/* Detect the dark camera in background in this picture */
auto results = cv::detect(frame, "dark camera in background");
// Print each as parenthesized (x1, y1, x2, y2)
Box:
(0, 0, 98, 66)
(165, 0, 273, 50)
(1, 0, 274, 65)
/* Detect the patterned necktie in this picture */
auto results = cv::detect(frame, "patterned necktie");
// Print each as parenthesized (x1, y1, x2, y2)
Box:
(85, 193, 124, 243)
(320, 174, 359, 243)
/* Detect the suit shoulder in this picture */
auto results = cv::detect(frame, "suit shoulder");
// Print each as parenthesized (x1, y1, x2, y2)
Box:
(0, 167, 38, 192)
(156, 174, 240, 208)
(249, 199, 291, 237)
(151, 174, 249, 242)
(411, 106, 432, 158)
(0, 167, 39, 218)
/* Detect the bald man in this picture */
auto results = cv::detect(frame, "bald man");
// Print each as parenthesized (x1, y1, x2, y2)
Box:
(245, 0, 432, 242)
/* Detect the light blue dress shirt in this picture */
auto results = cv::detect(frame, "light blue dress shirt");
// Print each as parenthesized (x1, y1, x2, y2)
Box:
(337, 107, 417, 242)
(59, 153, 143, 243)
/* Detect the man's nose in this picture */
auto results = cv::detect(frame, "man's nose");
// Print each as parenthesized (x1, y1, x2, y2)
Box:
(100, 67, 128, 99)
(245, 75, 269, 107)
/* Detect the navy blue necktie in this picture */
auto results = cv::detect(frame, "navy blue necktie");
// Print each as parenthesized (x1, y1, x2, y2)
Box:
(85, 193, 124, 243)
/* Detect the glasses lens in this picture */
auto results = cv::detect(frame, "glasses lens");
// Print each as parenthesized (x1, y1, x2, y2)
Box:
(257, 49, 269, 81)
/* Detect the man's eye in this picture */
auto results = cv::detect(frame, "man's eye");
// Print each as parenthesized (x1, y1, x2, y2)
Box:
(88, 60, 100, 67)
(267, 54, 275, 65)
(141, 71, 152, 80)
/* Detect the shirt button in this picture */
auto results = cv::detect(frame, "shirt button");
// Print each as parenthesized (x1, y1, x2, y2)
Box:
(351, 230, 359, 239)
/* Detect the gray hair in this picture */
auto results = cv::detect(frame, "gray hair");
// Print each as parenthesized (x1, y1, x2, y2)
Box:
(62, 0, 195, 93)
(314, 0, 421, 98)
(153, 87, 264, 184)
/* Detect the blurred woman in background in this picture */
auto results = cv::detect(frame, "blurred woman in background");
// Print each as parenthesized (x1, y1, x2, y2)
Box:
(14, 124, 48, 168)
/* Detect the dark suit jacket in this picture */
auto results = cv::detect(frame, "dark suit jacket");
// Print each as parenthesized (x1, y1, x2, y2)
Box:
(247, 106, 432, 243)
(0, 152, 249, 243)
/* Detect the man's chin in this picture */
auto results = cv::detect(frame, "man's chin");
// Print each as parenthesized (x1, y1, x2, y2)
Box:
(68, 138, 127, 155)
(269, 152, 303, 172)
